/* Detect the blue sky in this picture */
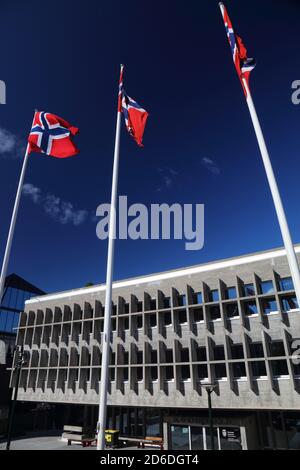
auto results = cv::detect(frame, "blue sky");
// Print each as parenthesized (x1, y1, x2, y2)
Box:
(0, 0, 300, 293)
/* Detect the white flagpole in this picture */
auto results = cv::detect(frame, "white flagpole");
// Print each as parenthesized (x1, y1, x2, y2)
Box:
(0, 138, 32, 306)
(242, 78, 300, 307)
(97, 65, 123, 450)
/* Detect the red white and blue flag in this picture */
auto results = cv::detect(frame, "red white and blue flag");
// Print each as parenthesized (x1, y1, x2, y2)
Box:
(118, 65, 149, 147)
(219, 2, 256, 95)
(28, 111, 79, 158)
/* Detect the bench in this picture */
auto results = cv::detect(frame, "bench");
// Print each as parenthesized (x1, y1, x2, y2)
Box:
(118, 436, 164, 450)
(62, 425, 96, 447)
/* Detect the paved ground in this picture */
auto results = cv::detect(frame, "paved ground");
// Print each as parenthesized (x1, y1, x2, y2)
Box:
(0, 433, 139, 450)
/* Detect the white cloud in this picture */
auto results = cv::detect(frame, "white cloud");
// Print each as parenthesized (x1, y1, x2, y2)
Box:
(201, 157, 221, 176)
(0, 127, 25, 158)
(22, 183, 88, 226)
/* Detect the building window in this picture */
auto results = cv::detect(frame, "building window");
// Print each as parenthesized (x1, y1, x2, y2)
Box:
(269, 341, 285, 357)
(210, 289, 219, 302)
(193, 292, 202, 305)
(163, 311, 172, 326)
(180, 348, 189, 363)
(137, 351, 143, 364)
(232, 362, 246, 379)
(226, 286, 237, 300)
(271, 360, 289, 377)
(181, 365, 190, 381)
(231, 344, 244, 360)
(225, 303, 239, 319)
(249, 342, 264, 359)
(244, 301, 258, 315)
(196, 346, 207, 362)
(178, 310, 187, 325)
(262, 298, 278, 314)
(164, 297, 171, 309)
(150, 367, 158, 382)
(193, 308, 203, 323)
(165, 366, 174, 381)
(137, 316, 143, 329)
(243, 283, 255, 296)
(137, 301, 143, 312)
(279, 277, 294, 292)
(109, 368, 115, 382)
(150, 314, 157, 328)
(214, 363, 227, 379)
(165, 349, 173, 363)
(151, 350, 158, 364)
(213, 345, 225, 361)
(260, 280, 274, 295)
(251, 361, 267, 378)
(281, 295, 298, 312)
(284, 412, 300, 450)
(150, 298, 156, 310)
(124, 317, 129, 331)
(136, 368, 143, 382)
(209, 305, 221, 321)
(124, 303, 129, 314)
(178, 295, 186, 307)
(123, 352, 129, 365)
(197, 364, 208, 380)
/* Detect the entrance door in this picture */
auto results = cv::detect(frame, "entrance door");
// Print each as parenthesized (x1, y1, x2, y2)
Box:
(170, 424, 243, 450)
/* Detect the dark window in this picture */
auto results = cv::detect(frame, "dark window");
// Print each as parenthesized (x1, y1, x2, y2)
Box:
(178, 295, 186, 307)
(137, 301, 143, 312)
(249, 342, 264, 358)
(136, 368, 143, 382)
(271, 360, 289, 377)
(209, 305, 221, 321)
(124, 303, 129, 314)
(226, 303, 239, 319)
(164, 311, 172, 326)
(197, 364, 208, 379)
(137, 316, 143, 329)
(214, 363, 226, 379)
(150, 314, 157, 327)
(109, 368, 115, 381)
(165, 349, 173, 363)
(164, 297, 171, 309)
(181, 365, 190, 381)
(124, 317, 129, 330)
(213, 345, 225, 361)
(232, 362, 246, 378)
(244, 301, 258, 315)
(137, 351, 143, 364)
(262, 298, 278, 314)
(231, 344, 244, 360)
(123, 352, 129, 365)
(180, 348, 189, 362)
(244, 283, 255, 296)
(123, 368, 129, 381)
(151, 350, 157, 364)
(178, 310, 187, 324)
(196, 347, 207, 362)
(193, 308, 203, 323)
(251, 361, 267, 377)
(150, 299, 156, 310)
(269, 341, 285, 357)
(165, 366, 174, 381)
(150, 367, 158, 381)
(281, 296, 298, 312)
(210, 289, 219, 302)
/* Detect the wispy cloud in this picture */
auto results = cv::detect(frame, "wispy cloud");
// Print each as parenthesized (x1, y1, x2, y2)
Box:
(0, 127, 25, 158)
(201, 157, 221, 176)
(157, 167, 179, 192)
(22, 183, 88, 226)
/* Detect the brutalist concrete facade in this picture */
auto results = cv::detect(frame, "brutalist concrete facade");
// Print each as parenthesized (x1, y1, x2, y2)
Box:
(12, 245, 300, 412)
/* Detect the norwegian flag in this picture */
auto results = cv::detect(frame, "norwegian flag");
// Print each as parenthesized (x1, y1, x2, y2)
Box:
(28, 111, 79, 158)
(118, 65, 149, 147)
(219, 2, 256, 95)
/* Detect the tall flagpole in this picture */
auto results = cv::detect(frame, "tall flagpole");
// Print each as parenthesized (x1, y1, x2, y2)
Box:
(242, 78, 300, 307)
(0, 138, 32, 306)
(97, 64, 123, 451)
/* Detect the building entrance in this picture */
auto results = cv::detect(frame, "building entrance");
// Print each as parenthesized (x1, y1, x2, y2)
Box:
(170, 424, 242, 450)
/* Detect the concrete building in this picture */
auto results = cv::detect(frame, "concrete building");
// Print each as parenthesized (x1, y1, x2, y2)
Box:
(12, 246, 300, 449)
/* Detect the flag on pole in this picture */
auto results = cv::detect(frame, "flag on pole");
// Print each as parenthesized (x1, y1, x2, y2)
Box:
(118, 65, 149, 147)
(28, 111, 79, 158)
(219, 2, 256, 95)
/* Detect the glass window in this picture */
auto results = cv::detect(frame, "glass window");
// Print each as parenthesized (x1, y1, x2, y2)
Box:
(193, 308, 203, 323)
(124, 317, 129, 330)
(165, 366, 174, 381)
(226, 287, 237, 300)
(164, 297, 171, 309)
(181, 365, 190, 381)
(281, 296, 298, 312)
(178, 295, 186, 307)
(137, 301, 143, 312)
(226, 303, 239, 319)
(262, 298, 278, 314)
(164, 311, 172, 326)
(193, 292, 202, 305)
(123, 368, 129, 382)
(150, 314, 157, 327)
(197, 364, 208, 380)
(170, 425, 189, 450)
(196, 347, 207, 362)
(244, 301, 258, 315)
(124, 303, 129, 314)
(180, 348, 189, 362)
(209, 305, 221, 321)
(252, 361, 267, 378)
(151, 350, 157, 364)
(210, 289, 219, 302)
(145, 409, 160, 437)
(231, 344, 244, 360)
(136, 368, 143, 382)
(279, 277, 294, 292)
(249, 342, 264, 358)
(269, 341, 285, 357)
(123, 352, 129, 365)
(137, 351, 143, 364)
(284, 413, 300, 450)
(178, 310, 187, 324)
(190, 426, 204, 450)
(137, 316, 143, 329)
(244, 283, 255, 296)
(165, 349, 173, 363)
(150, 367, 158, 382)
(150, 298, 156, 310)
(233, 362, 246, 378)
(261, 280, 274, 295)
(214, 345, 225, 361)
(271, 360, 289, 377)
(214, 363, 227, 379)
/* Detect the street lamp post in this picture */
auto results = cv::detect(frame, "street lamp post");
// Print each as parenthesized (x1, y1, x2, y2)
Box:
(6, 345, 26, 451)
(200, 382, 217, 450)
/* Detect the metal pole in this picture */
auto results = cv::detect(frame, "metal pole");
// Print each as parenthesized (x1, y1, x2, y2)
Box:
(97, 65, 123, 450)
(243, 78, 300, 307)
(207, 390, 214, 450)
(6, 346, 24, 450)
